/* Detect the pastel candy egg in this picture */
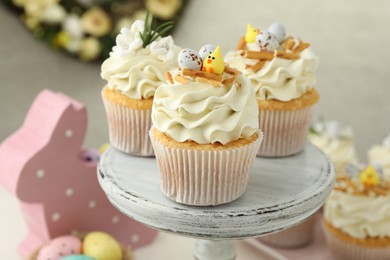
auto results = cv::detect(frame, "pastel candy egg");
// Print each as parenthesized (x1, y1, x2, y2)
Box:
(256, 30, 280, 52)
(178, 48, 202, 70)
(268, 22, 286, 43)
(83, 232, 122, 260)
(61, 255, 95, 260)
(198, 44, 216, 60)
(37, 235, 82, 260)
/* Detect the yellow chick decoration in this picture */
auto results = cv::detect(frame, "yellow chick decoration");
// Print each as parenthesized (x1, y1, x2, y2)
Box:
(245, 23, 259, 43)
(359, 165, 380, 187)
(202, 45, 224, 74)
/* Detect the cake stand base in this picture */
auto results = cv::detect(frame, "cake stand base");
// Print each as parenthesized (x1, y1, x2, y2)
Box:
(194, 240, 236, 260)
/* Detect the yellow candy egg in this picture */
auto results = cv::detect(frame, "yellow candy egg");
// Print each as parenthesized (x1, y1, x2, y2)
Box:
(83, 232, 122, 260)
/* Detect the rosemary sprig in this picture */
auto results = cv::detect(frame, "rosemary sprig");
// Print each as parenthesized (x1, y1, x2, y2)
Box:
(139, 11, 174, 48)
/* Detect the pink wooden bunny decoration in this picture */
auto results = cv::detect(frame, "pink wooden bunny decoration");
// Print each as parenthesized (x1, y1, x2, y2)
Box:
(0, 90, 157, 259)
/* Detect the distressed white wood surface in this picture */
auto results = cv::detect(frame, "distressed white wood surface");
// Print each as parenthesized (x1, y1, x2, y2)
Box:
(98, 143, 334, 240)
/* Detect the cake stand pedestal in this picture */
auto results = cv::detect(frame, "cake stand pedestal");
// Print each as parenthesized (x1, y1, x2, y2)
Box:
(97, 143, 334, 259)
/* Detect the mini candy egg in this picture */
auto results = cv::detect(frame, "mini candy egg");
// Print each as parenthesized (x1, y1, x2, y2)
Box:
(83, 231, 122, 260)
(198, 44, 216, 60)
(256, 30, 280, 52)
(37, 235, 82, 260)
(268, 22, 286, 43)
(61, 255, 95, 260)
(178, 48, 202, 70)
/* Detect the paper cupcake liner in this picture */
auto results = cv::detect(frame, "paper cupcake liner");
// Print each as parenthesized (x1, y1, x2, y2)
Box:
(149, 129, 262, 206)
(257, 106, 314, 157)
(257, 215, 316, 248)
(323, 222, 390, 260)
(103, 97, 154, 156)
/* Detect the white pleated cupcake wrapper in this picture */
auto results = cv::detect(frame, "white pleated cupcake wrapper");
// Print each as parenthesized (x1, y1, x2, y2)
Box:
(257, 106, 314, 157)
(257, 215, 316, 248)
(103, 98, 154, 156)
(150, 129, 263, 206)
(323, 223, 390, 260)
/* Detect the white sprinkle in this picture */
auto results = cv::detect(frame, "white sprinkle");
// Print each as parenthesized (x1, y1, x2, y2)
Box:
(65, 188, 74, 197)
(52, 213, 60, 222)
(65, 129, 73, 138)
(36, 169, 45, 178)
(88, 200, 96, 208)
(131, 234, 140, 243)
(112, 216, 120, 224)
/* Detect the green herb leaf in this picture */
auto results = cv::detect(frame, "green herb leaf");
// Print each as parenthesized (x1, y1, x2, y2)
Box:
(140, 11, 174, 48)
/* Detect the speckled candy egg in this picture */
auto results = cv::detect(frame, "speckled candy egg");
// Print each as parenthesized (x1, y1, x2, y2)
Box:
(37, 235, 82, 260)
(83, 232, 122, 260)
(256, 30, 280, 52)
(178, 48, 202, 70)
(198, 44, 216, 60)
(268, 22, 286, 43)
(60, 255, 95, 260)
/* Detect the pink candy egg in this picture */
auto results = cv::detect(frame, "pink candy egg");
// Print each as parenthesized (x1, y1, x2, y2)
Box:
(37, 235, 82, 260)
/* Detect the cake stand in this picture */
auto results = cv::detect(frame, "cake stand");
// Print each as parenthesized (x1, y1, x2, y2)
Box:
(97, 143, 334, 260)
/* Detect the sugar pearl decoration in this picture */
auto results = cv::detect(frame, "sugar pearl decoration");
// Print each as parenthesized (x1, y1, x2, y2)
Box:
(256, 30, 279, 52)
(198, 44, 216, 60)
(178, 48, 202, 70)
(268, 22, 286, 43)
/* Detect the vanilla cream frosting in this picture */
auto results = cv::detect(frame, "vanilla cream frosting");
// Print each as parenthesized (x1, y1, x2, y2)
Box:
(311, 135, 358, 167)
(152, 72, 259, 145)
(309, 121, 359, 176)
(101, 20, 180, 99)
(324, 190, 390, 239)
(368, 134, 390, 180)
(224, 40, 318, 102)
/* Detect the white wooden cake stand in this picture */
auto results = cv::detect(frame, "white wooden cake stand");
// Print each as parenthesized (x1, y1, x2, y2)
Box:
(97, 143, 334, 260)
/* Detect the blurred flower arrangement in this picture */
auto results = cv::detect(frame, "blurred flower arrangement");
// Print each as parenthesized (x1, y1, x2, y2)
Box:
(1, 0, 186, 61)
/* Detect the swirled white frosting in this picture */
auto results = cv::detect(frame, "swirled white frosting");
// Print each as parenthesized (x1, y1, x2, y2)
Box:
(324, 190, 390, 239)
(101, 20, 181, 99)
(224, 40, 318, 101)
(310, 135, 358, 167)
(152, 73, 259, 144)
(368, 134, 390, 180)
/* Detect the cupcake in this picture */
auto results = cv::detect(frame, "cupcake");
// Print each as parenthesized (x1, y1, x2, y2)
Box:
(258, 215, 316, 248)
(225, 22, 319, 157)
(150, 45, 263, 206)
(309, 119, 359, 177)
(101, 13, 181, 156)
(323, 165, 390, 260)
(368, 134, 390, 180)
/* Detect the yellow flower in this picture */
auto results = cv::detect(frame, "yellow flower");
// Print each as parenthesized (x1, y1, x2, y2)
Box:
(79, 37, 101, 61)
(54, 31, 71, 48)
(41, 4, 66, 24)
(81, 7, 112, 37)
(23, 15, 40, 30)
(146, 0, 182, 20)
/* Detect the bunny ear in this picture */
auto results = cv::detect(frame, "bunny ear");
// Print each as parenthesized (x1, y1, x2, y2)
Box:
(0, 89, 87, 199)
(17, 90, 88, 202)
